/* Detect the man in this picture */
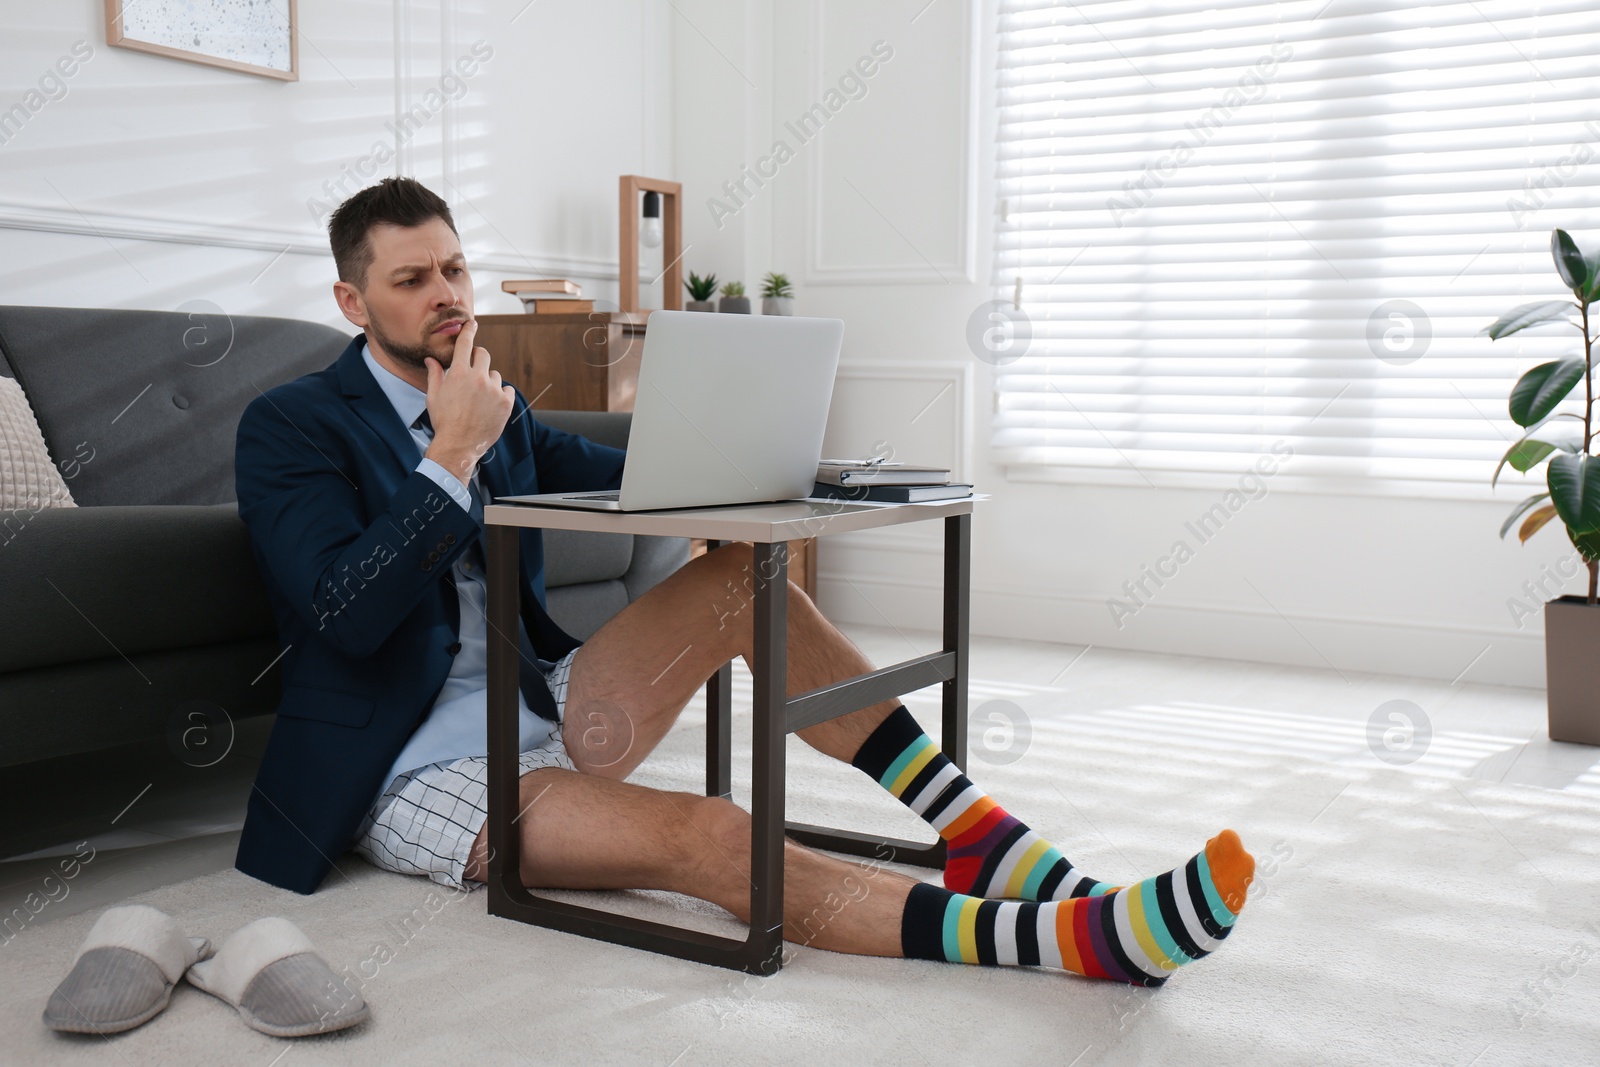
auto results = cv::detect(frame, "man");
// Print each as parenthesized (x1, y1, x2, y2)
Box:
(234, 177, 1254, 985)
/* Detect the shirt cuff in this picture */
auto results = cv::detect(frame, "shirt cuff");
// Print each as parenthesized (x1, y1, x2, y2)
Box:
(416, 457, 473, 513)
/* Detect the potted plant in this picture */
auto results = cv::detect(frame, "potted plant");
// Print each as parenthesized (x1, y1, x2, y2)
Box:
(684, 271, 718, 312)
(1487, 227, 1600, 745)
(718, 280, 750, 314)
(761, 272, 795, 315)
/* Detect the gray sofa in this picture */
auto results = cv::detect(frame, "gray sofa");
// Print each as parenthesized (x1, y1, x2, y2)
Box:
(0, 305, 686, 769)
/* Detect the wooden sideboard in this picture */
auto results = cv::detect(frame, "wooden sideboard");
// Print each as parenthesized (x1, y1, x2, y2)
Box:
(474, 311, 647, 413)
(477, 309, 818, 597)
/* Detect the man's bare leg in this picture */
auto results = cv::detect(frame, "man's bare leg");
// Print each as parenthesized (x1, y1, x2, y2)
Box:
(462, 767, 912, 956)
(556, 541, 894, 778)
(542, 542, 1139, 905)
(463, 544, 1256, 980)
(459, 767, 1256, 983)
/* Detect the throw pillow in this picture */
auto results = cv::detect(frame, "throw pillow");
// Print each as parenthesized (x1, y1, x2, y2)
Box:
(0, 375, 76, 511)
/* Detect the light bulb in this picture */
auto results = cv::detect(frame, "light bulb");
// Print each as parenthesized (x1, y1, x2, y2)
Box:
(640, 216, 662, 248)
(640, 190, 663, 248)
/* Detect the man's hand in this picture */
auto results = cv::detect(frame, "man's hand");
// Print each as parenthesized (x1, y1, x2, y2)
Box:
(422, 320, 515, 486)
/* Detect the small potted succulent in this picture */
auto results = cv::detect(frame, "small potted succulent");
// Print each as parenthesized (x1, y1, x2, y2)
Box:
(761, 272, 795, 315)
(1486, 227, 1600, 745)
(684, 271, 718, 312)
(718, 280, 750, 314)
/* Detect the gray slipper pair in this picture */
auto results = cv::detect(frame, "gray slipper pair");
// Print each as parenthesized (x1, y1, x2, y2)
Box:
(44, 905, 368, 1038)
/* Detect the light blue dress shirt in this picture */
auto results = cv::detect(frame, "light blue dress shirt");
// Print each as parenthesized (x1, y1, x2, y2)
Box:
(359, 343, 557, 807)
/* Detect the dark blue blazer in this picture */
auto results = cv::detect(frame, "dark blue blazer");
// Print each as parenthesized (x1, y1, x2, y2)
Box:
(232, 334, 625, 894)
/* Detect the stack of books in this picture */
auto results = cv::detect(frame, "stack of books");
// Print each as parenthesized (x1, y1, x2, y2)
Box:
(811, 459, 973, 503)
(500, 279, 595, 314)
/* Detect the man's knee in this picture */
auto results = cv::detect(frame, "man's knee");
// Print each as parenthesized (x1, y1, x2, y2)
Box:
(668, 793, 750, 879)
(520, 765, 573, 802)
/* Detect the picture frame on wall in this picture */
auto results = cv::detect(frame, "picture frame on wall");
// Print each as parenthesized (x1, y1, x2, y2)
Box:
(104, 0, 299, 82)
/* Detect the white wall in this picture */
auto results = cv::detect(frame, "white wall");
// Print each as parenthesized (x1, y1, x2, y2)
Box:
(3, 1, 1581, 687)
(669, 0, 1582, 689)
(0, 0, 675, 325)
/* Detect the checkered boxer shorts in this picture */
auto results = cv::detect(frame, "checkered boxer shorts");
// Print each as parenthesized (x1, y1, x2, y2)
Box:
(352, 647, 578, 890)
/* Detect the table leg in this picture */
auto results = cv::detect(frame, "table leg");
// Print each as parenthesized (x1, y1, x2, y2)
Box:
(485, 527, 793, 974)
(942, 512, 971, 777)
(704, 539, 732, 799)
(747, 540, 789, 975)
(485, 524, 524, 907)
(780, 511, 971, 870)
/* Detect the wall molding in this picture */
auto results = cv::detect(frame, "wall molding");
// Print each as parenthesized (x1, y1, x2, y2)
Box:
(4, 0, 636, 288)
(818, 359, 973, 556)
(801, 0, 979, 286)
(833, 359, 974, 479)
(0, 199, 640, 282)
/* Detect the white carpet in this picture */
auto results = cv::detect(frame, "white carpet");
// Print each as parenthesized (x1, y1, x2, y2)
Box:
(5, 704, 1599, 1067)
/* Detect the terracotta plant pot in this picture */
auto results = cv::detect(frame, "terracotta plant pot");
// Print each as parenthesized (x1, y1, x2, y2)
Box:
(762, 296, 794, 316)
(1544, 594, 1600, 745)
(718, 295, 751, 314)
(685, 300, 715, 312)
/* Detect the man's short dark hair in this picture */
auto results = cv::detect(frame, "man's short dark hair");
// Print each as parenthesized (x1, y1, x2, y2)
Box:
(327, 177, 458, 291)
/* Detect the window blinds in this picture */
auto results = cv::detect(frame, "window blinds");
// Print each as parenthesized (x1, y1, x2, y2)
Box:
(990, 0, 1600, 495)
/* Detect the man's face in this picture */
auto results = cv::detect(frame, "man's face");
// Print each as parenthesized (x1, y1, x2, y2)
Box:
(336, 217, 473, 374)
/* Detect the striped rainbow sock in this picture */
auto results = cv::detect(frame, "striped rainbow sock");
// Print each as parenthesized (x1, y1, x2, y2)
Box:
(899, 829, 1254, 985)
(852, 705, 1116, 900)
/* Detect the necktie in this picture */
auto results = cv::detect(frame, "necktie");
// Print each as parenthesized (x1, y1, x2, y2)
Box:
(415, 410, 552, 720)
(414, 410, 486, 563)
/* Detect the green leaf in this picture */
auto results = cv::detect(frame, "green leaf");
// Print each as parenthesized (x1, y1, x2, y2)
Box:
(1586, 253, 1600, 304)
(1482, 300, 1577, 340)
(1547, 454, 1600, 534)
(684, 270, 719, 301)
(1492, 439, 1559, 487)
(1508, 359, 1586, 426)
(1500, 492, 1551, 539)
(1552, 229, 1589, 293)
(1484, 419, 1587, 486)
(1571, 528, 1600, 563)
(1519, 504, 1560, 543)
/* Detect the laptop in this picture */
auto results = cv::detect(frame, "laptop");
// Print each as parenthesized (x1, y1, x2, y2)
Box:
(496, 309, 845, 511)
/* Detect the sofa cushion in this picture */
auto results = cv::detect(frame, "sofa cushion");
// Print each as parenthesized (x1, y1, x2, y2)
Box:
(524, 410, 638, 589)
(0, 503, 276, 674)
(0, 636, 285, 768)
(542, 528, 633, 587)
(531, 410, 631, 451)
(0, 306, 351, 506)
(545, 579, 630, 642)
(0, 376, 75, 512)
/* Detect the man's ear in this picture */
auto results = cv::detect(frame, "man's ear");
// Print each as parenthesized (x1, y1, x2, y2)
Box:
(333, 280, 369, 329)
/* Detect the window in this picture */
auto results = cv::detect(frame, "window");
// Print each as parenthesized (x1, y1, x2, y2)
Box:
(990, 0, 1600, 496)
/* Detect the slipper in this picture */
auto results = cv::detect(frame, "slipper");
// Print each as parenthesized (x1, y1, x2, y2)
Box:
(184, 916, 369, 1038)
(43, 904, 212, 1035)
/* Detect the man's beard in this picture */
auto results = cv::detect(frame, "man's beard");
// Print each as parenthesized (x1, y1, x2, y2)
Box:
(367, 307, 464, 371)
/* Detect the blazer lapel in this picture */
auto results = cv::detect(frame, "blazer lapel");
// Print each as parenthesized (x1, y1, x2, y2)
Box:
(335, 335, 428, 476)
(336, 332, 513, 524)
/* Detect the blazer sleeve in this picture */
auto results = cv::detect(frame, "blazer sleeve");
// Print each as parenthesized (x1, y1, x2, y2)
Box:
(235, 390, 482, 660)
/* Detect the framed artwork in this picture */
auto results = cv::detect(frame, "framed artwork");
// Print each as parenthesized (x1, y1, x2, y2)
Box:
(104, 0, 298, 82)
